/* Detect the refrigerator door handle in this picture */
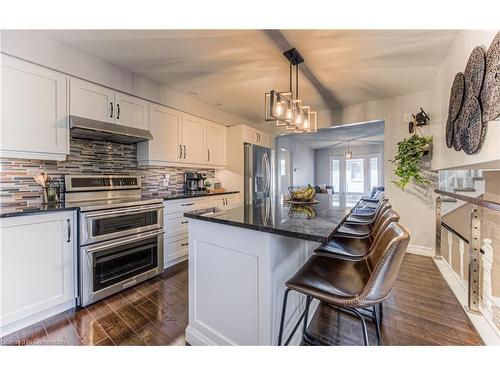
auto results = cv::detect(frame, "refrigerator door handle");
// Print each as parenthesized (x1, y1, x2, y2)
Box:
(262, 151, 271, 194)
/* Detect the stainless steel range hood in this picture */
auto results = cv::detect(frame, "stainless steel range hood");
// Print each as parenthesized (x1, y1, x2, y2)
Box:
(70, 116, 153, 144)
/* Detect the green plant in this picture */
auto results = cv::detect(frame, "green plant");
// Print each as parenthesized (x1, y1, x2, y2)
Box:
(391, 134, 433, 189)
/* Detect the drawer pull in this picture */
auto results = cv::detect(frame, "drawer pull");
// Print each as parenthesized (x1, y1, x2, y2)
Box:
(181, 242, 189, 247)
(181, 221, 189, 224)
(181, 203, 195, 207)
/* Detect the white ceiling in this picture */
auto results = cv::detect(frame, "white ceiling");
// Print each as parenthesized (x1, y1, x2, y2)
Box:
(280, 120, 385, 149)
(36, 29, 458, 124)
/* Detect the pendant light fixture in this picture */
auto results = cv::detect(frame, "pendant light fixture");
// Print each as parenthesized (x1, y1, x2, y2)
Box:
(265, 48, 317, 133)
(345, 140, 353, 160)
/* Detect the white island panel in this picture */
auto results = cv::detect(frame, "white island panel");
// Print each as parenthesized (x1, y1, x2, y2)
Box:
(186, 218, 320, 346)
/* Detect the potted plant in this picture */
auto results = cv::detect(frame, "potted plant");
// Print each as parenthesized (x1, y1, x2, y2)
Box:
(391, 134, 433, 189)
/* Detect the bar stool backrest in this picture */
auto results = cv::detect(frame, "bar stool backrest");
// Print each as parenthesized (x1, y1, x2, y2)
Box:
(370, 201, 392, 226)
(359, 223, 410, 306)
(369, 209, 400, 243)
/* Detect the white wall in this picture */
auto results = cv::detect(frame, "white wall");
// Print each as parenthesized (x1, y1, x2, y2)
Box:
(0, 30, 268, 133)
(429, 30, 500, 170)
(315, 143, 384, 186)
(318, 91, 434, 250)
(275, 136, 315, 187)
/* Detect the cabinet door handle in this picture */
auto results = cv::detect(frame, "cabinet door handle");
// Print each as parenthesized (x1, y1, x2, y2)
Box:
(181, 242, 189, 247)
(110, 102, 114, 118)
(66, 219, 71, 243)
(179, 145, 182, 158)
(183, 145, 186, 159)
(181, 220, 189, 224)
(117, 103, 120, 119)
(181, 203, 195, 207)
(207, 149, 211, 161)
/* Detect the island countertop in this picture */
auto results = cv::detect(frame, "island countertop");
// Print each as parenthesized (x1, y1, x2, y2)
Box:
(183, 194, 354, 243)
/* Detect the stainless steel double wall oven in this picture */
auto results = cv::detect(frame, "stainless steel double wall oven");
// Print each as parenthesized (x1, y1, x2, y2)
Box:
(65, 175, 164, 306)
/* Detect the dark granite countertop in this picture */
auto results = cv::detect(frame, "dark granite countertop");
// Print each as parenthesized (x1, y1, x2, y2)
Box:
(157, 190, 240, 201)
(184, 194, 354, 243)
(0, 203, 79, 218)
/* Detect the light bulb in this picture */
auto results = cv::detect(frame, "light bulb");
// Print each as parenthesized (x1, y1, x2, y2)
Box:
(303, 118, 309, 129)
(286, 107, 292, 120)
(296, 112, 302, 125)
(274, 102, 284, 117)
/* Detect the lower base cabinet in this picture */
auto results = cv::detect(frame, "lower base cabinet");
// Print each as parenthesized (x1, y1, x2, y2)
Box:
(163, 193, 241, 269)
(0, 211, 77, 337)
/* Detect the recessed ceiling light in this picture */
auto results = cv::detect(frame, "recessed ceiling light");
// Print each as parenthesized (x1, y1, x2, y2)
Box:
(188, 90, 198, 96)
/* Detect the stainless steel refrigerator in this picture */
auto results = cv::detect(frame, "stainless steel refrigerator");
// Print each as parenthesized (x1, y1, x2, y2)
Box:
(244, 143, 272, 205)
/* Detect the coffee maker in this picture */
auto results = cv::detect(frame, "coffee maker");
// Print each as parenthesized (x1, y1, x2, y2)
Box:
(184, 172, 207, 192)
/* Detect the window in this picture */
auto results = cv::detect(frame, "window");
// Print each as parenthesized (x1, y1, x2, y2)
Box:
(370, 157, 379, 190)
(331, 159, 340, 194)
(346, 159, 364, 193)
(280, 159, 286, 176)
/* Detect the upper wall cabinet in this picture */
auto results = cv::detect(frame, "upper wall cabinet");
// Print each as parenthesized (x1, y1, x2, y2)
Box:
(1, 56, 69, 161)
(182, 114, 206, 164)
(138, 103, 183, 163)
(138, 103, 227, 168)
(205, 121, 227, 166)
(70, 78, 149, 130)
(69, 78, 114, 123)
(114, 92, 149, 130)
(243, 126, 273, 148)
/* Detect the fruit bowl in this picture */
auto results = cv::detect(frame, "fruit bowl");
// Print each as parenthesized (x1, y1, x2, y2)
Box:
(287, 185, 316, 202)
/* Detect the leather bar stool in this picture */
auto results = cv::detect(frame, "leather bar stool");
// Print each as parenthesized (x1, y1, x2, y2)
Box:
(351, 196, 388, 217)
(348, 197, 389, 222)
(277, 222, 410, 346)
(335, 201, 391, 239)
(315, 209, 400, 261)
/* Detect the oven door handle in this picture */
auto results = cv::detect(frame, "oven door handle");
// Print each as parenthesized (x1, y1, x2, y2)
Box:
(82, 229, 164, 253)
(83, 204, 164, 219)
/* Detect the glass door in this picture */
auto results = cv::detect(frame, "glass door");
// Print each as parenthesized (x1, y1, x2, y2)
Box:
(330, 153, 382, 207)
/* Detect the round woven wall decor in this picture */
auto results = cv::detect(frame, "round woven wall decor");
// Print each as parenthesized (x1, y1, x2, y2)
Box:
(481, 31, 500, 121)
(464, 46, 486, 99)
(453, 114, 463, 151)
(448, 72, 465, 120)
(459, 96, 486, 155)
(446, 117, 455, 148)
(446, 72, 465, 148)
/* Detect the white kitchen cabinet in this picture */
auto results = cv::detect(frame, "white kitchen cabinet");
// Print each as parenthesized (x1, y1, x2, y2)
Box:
(70, 78, 149, 130)
(138, 104, 183, 164)
(182, 114, 206, 164)
(205, 121, 227, 166)
(0, 211, 77, 337)
(208, 193, 241, 210)
(114, 92, 149, 130)
(69, 78, 114, 123)
(242, 125, 272, 148)
(163, 197, 209, 268)
(1, 56, 69, 161)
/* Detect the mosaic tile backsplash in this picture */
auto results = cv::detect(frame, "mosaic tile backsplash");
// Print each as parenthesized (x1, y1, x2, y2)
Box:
(0, 136, 215, 208)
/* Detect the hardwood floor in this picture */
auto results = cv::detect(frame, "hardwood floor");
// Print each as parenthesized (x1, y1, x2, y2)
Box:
(1, 254, 483, 346)
(307, 254, 483, 345)
(1, 261, 188, 346)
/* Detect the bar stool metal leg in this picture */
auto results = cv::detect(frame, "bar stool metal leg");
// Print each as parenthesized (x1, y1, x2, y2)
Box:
(345, 307, 369, 346)
(373, 306, 382, 345)
(302, 296, 312, 339)
(379, 302, 384, 322)
(278, 288, 291, 346)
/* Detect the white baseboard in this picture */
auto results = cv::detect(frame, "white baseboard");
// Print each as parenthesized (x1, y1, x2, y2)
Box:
(406, 245, 434, 257)
(433, 257, 500, 345)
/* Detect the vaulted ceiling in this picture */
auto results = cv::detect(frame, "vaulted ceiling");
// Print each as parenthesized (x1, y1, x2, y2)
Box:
(36, 29, 458, 125)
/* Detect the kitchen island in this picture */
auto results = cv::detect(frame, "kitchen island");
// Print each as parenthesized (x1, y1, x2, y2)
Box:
(183, 195, 352, 345)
